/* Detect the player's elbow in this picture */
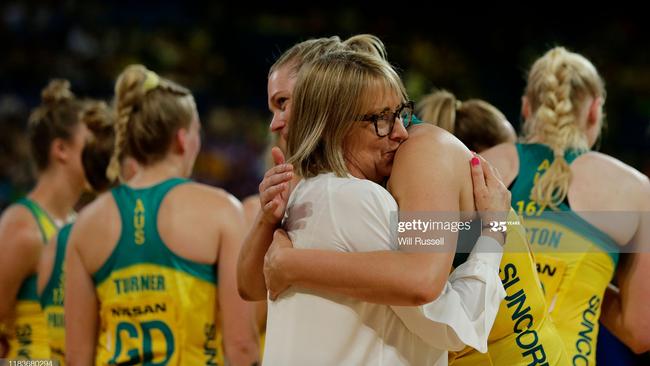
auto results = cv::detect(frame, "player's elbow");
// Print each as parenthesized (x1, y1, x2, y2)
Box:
(409, 275, 445, 305)
(620, 317, 650, 354)
(237, 279, 265, 302)
(629, 340, 650, 355)
(237, 287, 258, 302)
(410, 289, 440, 306)
(628, 328, 650, 354)
(237, 278, 252, 300)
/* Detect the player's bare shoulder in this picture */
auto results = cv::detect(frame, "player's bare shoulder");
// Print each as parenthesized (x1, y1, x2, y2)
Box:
(0, 203, 43, 253)
(70, 191, 121, 261)
(573, 151, 650, 207)
(397, 124, 470, 166)
(404, 124, 465, 149)
(389, 124, 471, 201)
(576, 152, 648, 184)
(0, 203, 37, 232)
(173, 182, 241, 208)
(75, 191, 118, 229)
(166, 182, 244, 225)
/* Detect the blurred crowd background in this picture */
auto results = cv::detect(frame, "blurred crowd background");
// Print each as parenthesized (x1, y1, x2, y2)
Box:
(1, 2, 649, 209)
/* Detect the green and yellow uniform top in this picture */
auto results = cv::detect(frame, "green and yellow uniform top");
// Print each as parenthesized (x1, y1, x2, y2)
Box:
(4, 198, 55, 360)
(450, 209, 570, 366)
(39, 223, 72, 364)
(93, 178, 224, 366)
(509, 143, 619, 365)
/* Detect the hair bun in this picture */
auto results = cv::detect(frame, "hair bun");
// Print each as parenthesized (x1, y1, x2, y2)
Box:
(41, 79, 74, 104)
(81, 100, 113, 133)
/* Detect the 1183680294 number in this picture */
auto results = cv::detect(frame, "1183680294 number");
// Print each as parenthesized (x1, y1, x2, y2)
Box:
(0, 360, 58, 366)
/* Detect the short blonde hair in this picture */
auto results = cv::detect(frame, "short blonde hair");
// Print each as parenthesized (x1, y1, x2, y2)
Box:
(523, 47, 605, 209)
(286, 51, 407, 178)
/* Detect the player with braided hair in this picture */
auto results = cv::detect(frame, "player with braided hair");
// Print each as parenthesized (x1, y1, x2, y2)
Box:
(481, 46, 650, 362)
(65, 65, 259, 366)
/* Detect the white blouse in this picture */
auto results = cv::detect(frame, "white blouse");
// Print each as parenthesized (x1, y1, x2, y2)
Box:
(263, 173, 505, 366)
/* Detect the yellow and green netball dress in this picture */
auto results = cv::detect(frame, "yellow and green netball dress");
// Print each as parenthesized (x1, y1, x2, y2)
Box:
(40, 223, 72, 364)
(450, 209, 569, 366)
(510, 143, 619, 365)
(93, 178, 224, 365)
(4, 198, 54, 359)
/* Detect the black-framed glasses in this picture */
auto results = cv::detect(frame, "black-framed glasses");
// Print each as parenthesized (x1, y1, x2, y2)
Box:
(358, 100, 414, 137)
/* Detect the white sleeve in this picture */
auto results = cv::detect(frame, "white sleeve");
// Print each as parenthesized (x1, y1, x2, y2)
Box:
(391, 235, 505, 352)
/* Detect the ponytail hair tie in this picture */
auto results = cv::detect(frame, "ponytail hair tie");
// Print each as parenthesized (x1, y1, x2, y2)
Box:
(143, 70, 160, 93)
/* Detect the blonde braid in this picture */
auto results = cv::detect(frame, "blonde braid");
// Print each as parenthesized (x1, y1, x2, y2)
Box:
(525, 47, 591, 209)
(106, 65, 148, 181)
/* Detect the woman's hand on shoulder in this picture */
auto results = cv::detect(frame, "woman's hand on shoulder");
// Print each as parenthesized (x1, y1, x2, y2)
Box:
(470, 153, 511, 245)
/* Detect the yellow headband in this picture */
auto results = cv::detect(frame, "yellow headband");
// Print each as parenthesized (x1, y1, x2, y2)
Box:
(143, 70, 160, 93)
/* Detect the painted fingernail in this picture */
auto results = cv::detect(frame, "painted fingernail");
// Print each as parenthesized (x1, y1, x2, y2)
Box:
(471, 157, 480, 166)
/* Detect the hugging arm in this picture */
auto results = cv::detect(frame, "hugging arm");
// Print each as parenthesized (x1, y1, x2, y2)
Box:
(265, 126, 509, 305)
(237, 147, 292, 301)
(265, 129, 507, 351)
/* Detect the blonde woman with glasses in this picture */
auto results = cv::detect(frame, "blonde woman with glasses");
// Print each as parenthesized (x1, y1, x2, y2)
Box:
(239, 49, 513, 365)
(241, 39, 571, 364)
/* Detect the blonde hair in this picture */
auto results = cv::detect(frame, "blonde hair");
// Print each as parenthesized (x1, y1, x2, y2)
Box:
(107, 64, 196, 181)
(27, 79, 83, 171)
(523, 47, 605, 209)
(286, 51, 407, 178)
(417, 89, 514, 152)
(269, 34, 387, 78)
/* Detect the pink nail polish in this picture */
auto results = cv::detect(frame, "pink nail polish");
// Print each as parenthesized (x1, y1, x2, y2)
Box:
(471, 157, 480, 166)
